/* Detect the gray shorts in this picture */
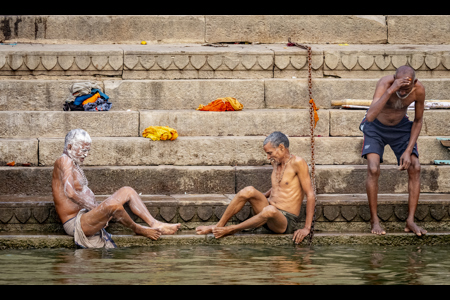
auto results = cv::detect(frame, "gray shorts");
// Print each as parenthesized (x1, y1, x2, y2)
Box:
(263, 208, 299, 234)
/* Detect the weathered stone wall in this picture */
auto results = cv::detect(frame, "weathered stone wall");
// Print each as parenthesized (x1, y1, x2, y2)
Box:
(2, 15, 450, 45)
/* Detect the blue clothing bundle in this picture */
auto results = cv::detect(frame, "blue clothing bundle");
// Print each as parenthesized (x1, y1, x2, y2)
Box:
(84, 98, 113, 111)
(68, 88, 112, 111)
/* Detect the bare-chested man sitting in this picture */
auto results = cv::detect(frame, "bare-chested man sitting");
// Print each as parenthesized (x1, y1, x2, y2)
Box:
(196, 131, 316, 244)
(360, 65, 427, 236)
(52, 128, 180, 248)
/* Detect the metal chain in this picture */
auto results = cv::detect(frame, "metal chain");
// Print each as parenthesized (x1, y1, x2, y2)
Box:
(288, 38, 317, 246)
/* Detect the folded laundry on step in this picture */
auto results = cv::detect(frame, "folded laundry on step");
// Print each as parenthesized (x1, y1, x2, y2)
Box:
(84, 98, 113, 111)
(63, 102, 84, 111)
(63, 82, 112, 111)
(196, 97, 244, 111)
(65, 82, 102, 103)
(142, 126, 178, 141)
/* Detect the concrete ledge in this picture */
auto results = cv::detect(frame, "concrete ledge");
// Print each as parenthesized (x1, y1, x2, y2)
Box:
(35, 136, 450, 167)
(1, 165, 450, 195)
(2, 44, 450, 79)
(1, 231, 450, 249)
(3, 78, 450, 111)
(139, 109, 329, 137)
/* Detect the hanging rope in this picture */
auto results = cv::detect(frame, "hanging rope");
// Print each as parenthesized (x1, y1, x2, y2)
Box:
(287, 38, 317, 246)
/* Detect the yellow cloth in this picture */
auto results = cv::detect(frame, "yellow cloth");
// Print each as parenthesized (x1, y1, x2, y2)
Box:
(81, 92, 101, 106)
(196, 97, 244, 111)
(142, 126, 178, 141)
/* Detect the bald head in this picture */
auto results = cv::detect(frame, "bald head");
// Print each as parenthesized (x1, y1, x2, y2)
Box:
(395, 65, 416, 81)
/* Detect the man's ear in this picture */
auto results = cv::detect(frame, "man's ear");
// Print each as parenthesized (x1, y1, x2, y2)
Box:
(278, 144, 285, 152)
(67, 144, 72, 150)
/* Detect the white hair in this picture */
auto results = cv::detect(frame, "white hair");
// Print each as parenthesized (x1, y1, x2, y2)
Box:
(64, 129, 92, 151)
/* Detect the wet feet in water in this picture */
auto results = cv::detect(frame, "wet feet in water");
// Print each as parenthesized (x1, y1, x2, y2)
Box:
(405, 221, 427, 236)
(371, 222, 386, 235)
(136, 225, 162, 240)
(195, 225, 216, 235)
(153, 221, 181, 235)
(212, 226, 235, 239)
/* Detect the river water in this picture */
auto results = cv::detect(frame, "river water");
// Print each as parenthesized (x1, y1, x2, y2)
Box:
(0, 244, 449, 285)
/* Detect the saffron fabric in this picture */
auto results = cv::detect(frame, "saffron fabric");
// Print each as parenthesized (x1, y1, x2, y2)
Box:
(142, 126, 178, 141)
(309, 99, 319, 128)
(196, 97, 244, 111)
(81, 93, 101, 106)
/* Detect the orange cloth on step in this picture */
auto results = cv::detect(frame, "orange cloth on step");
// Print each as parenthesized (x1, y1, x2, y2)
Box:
(142, 126, 178, 141)
(81, 92, 101, 106)
(196, 97, 244, 111)
(309, 99, 319, 128)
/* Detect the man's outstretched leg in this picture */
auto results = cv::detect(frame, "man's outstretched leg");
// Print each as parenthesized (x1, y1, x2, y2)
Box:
(366, 153, 386, 235)
(81, 186, 180, 239)
(196, 186, 287, 238)
(404, 155, 427, 236)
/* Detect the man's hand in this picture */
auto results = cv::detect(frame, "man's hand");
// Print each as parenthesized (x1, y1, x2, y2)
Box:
(292, 228, 310, 244)
(399, 152, 411, 171)
(387, 76, 413, 94)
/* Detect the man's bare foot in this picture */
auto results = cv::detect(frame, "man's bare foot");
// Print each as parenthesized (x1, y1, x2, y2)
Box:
(371, 222, 386, 235)
(212, 226, 236, 239)
(196, 225, 215, 235)
(153, 221, 180, 235)
(135, 225, 162, 240)
(405, 221, 427, 236)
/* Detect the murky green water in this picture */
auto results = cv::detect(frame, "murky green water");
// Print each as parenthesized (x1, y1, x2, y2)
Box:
(0, 244, 450, 284)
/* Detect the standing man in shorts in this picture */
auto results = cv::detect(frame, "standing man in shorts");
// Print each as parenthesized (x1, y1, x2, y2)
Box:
(360, 65, 427, 236)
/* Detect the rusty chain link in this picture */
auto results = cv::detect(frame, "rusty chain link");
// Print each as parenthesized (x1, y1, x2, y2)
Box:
(288, 38, 317, 246)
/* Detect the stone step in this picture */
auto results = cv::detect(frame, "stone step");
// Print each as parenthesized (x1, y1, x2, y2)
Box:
(1, 109, 449, 138)
(3, 78, 450, 111)
(1, 165, 449, 195)
(3, 231, 450, 249)
(2, 43, 450, 79)
(2, 15, 449, 45)
(0, 193, 449, 235)
(3, 135, 448, 167)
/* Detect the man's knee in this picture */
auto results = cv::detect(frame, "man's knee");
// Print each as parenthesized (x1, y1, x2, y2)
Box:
(261, 205, 279, 220)
(239, 186, 258, 199)
(408, 159, 421, 175)
(119, 186, 137, 196)
(367, 163, 380, 177)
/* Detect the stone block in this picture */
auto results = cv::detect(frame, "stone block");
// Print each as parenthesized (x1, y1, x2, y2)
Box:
(205, 15, 387, 44)
(0, 111, 139, 138)
(387, 15, 450, 45)
(139, 109, 329, 137)
(44, 15, 205, 44)
(104, 79, 265, 110)
(0, 138, 38, 166)
(0, 80, 103, 111)
(0, 16, 44, 41)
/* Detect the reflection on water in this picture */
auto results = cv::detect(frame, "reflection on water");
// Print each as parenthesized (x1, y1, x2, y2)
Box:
(0, 244, 449, 284)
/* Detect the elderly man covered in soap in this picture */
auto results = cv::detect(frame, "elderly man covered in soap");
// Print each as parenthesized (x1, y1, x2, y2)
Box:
(52, 128, 180, 248)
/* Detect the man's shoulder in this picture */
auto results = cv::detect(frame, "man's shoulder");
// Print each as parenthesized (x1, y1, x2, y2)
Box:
(291, 155, 308, 168)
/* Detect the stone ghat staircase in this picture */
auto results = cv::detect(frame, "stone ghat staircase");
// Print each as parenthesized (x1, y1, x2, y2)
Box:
(1, 15, 450, 248)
